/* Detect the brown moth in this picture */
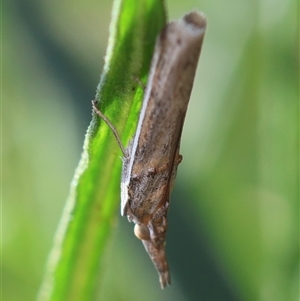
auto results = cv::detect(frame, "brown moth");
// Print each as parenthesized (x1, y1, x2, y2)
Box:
(93, 11, 206, 289)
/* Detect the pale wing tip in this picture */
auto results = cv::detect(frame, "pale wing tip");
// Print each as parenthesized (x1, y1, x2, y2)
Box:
(182, 11, 207, 34)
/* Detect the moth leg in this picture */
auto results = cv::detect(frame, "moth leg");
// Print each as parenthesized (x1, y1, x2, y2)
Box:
(91, 100, 128, 158)
(132, 76, 146, 91)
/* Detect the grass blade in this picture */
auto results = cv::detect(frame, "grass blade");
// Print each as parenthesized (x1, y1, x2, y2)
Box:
(38, 1, 166, 300)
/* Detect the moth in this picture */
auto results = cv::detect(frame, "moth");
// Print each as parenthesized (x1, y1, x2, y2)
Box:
(92, 11, 206, 288)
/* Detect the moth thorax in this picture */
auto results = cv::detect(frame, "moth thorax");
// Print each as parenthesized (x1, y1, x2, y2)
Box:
(134, 224, 150, 241)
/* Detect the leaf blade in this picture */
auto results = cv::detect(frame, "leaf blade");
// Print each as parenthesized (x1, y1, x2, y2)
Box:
(38, 1, 166, 300)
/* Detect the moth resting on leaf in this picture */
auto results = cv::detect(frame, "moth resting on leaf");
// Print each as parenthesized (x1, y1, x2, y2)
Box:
(92, 11, 206, 288)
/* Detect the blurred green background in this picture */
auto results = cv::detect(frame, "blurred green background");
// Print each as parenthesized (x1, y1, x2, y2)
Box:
(3, 0, 298, 300)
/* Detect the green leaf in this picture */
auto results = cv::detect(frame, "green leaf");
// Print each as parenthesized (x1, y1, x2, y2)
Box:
(37, 1, 166, 300)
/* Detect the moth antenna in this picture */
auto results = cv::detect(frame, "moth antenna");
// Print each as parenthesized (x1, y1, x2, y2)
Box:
(91, 100, 127, 158)
(132, 75, 146, 90)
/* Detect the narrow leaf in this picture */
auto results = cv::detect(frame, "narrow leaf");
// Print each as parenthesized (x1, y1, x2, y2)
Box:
(38, 1, 166, 300)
